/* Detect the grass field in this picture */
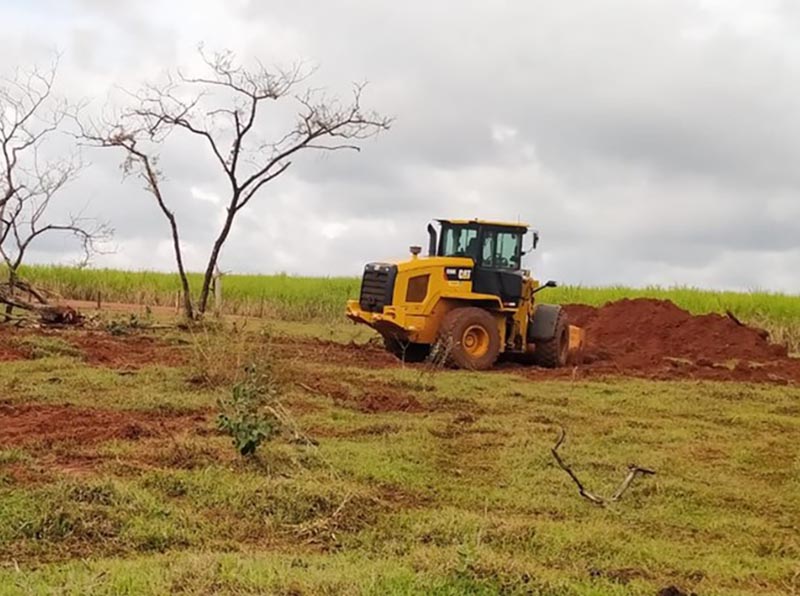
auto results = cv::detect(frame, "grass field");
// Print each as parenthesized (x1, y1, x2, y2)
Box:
(0, 321, 798, 595)
(13, 265, 800, 351)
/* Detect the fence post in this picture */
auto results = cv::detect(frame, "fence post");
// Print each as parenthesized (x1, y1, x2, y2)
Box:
(213, 265, 223, 318)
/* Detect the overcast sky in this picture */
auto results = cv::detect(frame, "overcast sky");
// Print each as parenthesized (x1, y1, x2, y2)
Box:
(4, 0, 800, 291)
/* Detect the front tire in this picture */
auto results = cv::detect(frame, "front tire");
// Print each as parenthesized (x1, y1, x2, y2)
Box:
(533, 310, 569, 368)
(436, 307, 501, 370)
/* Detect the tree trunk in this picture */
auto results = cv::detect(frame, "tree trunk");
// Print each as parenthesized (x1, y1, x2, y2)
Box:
(170, 219, 195, 320)
(142, 156, 195, 320)
(3, 267, 17, 322)
(159, 196, 194, 319)
(198, 203, 237, 315)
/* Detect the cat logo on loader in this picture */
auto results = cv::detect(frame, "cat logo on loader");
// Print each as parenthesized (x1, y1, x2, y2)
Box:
(346, 219, 585, 370)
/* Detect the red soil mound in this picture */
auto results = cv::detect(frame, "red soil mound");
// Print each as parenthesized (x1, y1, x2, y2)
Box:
(558, 298, 800, 383)
(565, 298, 786, 365)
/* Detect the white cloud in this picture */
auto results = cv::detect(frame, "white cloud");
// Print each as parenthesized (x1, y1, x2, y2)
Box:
(190, 187, 221, 205)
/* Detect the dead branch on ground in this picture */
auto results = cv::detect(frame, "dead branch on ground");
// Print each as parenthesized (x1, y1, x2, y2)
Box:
(551, 426, 655, 506)
(291, 491, 354, 544)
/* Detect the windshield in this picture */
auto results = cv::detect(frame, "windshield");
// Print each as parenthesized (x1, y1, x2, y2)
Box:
(437, 223, 524, 269)
(439, 225, 479, 259)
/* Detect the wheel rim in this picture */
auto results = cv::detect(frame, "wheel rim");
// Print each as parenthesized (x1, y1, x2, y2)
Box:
(462, 324, 490, 358)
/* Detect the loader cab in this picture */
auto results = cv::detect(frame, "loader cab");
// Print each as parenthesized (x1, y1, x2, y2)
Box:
(435, 220, 527, 305)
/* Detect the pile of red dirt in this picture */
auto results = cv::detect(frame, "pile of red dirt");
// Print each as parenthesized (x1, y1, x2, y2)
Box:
(558, 299, 800, 383)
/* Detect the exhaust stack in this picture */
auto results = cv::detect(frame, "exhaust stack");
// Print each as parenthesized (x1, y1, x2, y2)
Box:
(427, 223, 437, 256)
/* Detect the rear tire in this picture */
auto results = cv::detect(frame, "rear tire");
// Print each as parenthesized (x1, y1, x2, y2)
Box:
(533, 310, 569, 368)
(436, 307, 501, 370)
(383, 336, 430, 363)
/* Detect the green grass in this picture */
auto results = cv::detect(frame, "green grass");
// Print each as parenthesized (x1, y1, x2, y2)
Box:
(8, 336, 84, 360)
(0, 324, 798, 595)
(13, 264, 800, 351)
(0, 357, 214, 411)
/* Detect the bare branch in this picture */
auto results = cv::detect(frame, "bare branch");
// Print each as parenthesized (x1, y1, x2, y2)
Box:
(551, 427, 656, 506)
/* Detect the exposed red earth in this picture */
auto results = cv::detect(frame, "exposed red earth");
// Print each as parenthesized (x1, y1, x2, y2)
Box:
(554, 298, 799, 383)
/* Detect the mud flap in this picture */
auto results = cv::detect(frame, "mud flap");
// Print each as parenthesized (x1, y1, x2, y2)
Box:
(528, 304, 563, 342)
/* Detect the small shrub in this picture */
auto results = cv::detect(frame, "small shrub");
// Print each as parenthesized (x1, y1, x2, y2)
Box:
(217, 362, 282, 457)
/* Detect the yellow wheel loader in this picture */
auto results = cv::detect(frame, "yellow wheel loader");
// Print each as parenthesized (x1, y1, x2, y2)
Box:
(346, 219, 584, 370)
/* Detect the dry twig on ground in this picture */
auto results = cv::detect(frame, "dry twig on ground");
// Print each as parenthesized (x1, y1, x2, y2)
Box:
(551, 426, 655, 506)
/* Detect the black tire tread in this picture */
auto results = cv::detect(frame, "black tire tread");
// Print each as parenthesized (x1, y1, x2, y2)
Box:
(533, 310, 569, 368)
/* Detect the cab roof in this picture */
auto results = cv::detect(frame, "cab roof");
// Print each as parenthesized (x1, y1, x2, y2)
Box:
(436, 218, 529, 230)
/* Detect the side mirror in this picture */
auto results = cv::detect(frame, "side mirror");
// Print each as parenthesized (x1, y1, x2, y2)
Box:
(523, 230, 540, 256)
(531, 279, 558, 295)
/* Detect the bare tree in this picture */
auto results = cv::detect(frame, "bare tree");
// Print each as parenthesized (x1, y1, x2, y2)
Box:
(0, 58, 111, 318)
(78, 121, 196, 318)
(83, 48, 391, 318)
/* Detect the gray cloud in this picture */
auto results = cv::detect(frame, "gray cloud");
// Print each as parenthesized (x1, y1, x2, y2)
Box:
(2, 0, 800, 291)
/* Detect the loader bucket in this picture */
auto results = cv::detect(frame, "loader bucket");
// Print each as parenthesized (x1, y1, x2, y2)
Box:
(568, 325, 586, 360)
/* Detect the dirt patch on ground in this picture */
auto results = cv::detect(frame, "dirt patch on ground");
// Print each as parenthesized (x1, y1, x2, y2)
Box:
(68, 332, 186, 368)
(0, 326, 185, 368)
(297, 373, 425, 413)
(274, 335, 397, 368)
(551, 298, 800, 383)
(0, 338, 26, 361)
(0, 402, 206, 448)
(359, 390, 424, 413)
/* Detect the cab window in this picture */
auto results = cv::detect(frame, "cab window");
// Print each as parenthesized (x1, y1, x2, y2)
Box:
(439, 225, 479, 259)
(480, 230, 522, 269)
